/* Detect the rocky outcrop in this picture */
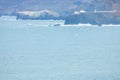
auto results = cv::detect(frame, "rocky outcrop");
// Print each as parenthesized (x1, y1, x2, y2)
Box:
(64, 0, 120, 25)
(65, 11, 120, 25)
(16, 10, 64, 20)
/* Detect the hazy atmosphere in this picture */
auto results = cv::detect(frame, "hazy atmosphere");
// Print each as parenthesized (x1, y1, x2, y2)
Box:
(0, 0, 120, 80)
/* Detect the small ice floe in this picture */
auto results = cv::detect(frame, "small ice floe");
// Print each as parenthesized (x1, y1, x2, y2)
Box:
(102, 24, 120, 27)
(61, 23, 93, 27)
(78, 23, 92, 26)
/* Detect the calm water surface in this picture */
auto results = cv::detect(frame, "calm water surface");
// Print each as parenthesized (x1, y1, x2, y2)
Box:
(0, 16, 120, 80)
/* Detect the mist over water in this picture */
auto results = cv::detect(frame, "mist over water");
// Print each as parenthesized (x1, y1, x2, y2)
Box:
(0, 16, 120, 80)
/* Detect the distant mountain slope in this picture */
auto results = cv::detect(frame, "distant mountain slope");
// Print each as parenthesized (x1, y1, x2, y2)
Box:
(0, 0, 92, 15)
(90, 0, 120, 10)
(0, 0, 120, 19)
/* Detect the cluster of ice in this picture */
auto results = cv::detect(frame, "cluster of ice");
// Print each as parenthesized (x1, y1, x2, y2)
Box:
(74, 10, 86, 14)
(17, 9, 59, 18)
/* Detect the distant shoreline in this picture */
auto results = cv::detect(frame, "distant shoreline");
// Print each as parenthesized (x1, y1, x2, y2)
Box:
(1, 15, 120, 27)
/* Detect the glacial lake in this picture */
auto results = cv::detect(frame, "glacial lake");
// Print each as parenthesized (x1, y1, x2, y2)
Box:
(0, 16, 120, 80)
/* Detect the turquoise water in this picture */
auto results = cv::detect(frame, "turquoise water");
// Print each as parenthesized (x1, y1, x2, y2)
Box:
(0, 16, 120, 80)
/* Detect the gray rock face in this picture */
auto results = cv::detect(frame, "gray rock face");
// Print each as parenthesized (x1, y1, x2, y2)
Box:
(65, 11, 120, 25)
